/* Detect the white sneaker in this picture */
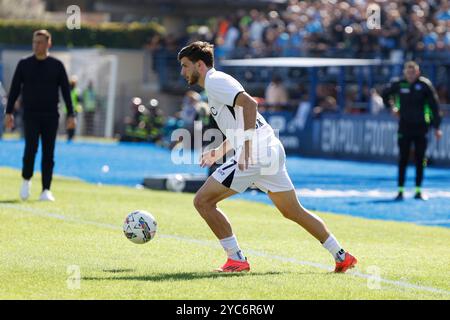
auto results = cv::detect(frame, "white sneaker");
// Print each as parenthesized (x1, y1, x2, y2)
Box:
(20, 180, 31, 200)
(39, 189, 55, 202)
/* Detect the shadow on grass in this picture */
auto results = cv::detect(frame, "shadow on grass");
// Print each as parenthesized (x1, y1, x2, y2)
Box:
(0, 199, 22, 204)
(102, 269, 136, 273)
(347, 198, 401, 206)
(83, 271, 303, 282)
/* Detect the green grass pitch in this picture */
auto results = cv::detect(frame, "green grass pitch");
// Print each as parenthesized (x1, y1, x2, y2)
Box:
(0, 167, 449, 300)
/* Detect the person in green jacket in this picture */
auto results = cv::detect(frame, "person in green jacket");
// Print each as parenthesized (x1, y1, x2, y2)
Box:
(83, 80, 97, 136)
(67, 76, 82, 142)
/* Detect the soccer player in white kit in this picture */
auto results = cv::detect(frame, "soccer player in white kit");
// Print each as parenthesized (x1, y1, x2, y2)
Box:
(178, 41, 357, 273)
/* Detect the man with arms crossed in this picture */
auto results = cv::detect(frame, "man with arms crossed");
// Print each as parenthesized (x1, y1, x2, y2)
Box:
(178, 41, 357, 273)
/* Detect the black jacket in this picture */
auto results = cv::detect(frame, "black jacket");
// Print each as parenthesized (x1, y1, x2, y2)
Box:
(6, 55, 74, 117)
(382, 76, 441, 134)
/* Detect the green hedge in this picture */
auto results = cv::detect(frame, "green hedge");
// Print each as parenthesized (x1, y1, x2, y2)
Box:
(0, 20, 165, 48)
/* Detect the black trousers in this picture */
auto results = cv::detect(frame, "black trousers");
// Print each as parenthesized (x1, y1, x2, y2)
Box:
(22, 114, 59, 190)
(397, 131, 427, 188)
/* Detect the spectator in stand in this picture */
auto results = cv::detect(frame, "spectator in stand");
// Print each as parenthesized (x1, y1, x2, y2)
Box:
(249, 10, 268, 44)
(222, 17, 240, 55)
(146, 0, 450, 121)
(235, 29, 252, 58)
(379, 8, 406, 59)
(313, 96, 338, 118)
(265, 75, 289, 110)
(153, 0, 448, 62)
(443, 21, 450, 49)
(423, 22, 439, 51)
(435, 0, 450, 21)
(435, 23, 449, 51)
(181, 90, 201, 134)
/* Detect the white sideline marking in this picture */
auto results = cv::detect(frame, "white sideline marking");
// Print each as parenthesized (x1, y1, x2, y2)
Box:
(1, 203, 449, 297)
(295, 188, 450, 199)
(410, 219, 450, 226)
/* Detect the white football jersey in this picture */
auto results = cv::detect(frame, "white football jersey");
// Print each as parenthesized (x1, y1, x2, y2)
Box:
(204, 68, 275, 150)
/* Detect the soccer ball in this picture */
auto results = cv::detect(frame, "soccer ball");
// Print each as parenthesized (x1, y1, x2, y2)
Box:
(123, 210, 157, 244)
(165, 174, 186, 192)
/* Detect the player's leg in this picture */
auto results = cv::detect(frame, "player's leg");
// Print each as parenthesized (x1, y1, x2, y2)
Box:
(413, 134, 427, 200)
(268, 189, 357, 272)
(268, 189, 329, 242)
(193, 176, 238, 239)
(194, 158, 253, 271)
(397, 132, 412, 200)
(21, 116, 40, 199)
(255, 140, 330, 241)
(255, 139, 356, 272)
(40, 115, 59, 197)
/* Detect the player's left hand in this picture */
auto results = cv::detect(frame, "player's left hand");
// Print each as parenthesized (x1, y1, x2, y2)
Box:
(4, 113, 14, 130)
(66, 116, 77, 130)
(435, 129, 443, 140)
(238, 140, 252, 171)
(391, 107, 400, 118)
(200, 148, 220, 168)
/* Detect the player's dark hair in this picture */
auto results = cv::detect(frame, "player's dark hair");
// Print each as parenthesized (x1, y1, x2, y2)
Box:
(177, 41, 214, 68)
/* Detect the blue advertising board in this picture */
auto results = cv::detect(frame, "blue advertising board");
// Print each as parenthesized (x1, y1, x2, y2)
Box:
(261, 111, 450, 166)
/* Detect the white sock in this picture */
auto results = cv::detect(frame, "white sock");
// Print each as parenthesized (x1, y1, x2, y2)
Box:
(322, 234, 346, 262)
(219, 235, 246, 262)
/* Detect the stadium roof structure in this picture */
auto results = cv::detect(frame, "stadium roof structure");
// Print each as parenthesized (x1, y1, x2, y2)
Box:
(220, 57, 384, 68)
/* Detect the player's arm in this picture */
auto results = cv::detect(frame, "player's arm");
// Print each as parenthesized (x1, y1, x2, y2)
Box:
(4, 60, 24, 129)
(58, 62, 76, 129)
(235, 92, 258, 170)
(424, 80, 442, 139)
(200, 139, 232, 168)
(381, 80, 399, 112)
(235, 91, 258, 132)
(200, 92, 258, 169)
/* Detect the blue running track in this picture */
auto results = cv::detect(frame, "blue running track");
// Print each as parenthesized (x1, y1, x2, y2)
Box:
(1, 139, 449, 227)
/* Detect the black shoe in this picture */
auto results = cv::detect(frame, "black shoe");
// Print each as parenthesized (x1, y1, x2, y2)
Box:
(394, 192, 404, 201)
(414, 192, 428, 201)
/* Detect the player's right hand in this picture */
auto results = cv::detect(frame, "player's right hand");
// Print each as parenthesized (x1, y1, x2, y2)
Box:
(200, 148, 220, 168)
(392, 107, 400, 117)
(238, 140, 252, 171)
(4, 114, 14, 130)
(66, 116, 77, 130)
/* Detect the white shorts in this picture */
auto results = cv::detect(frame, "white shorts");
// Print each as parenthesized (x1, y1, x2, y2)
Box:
(211, 138, 295, 193)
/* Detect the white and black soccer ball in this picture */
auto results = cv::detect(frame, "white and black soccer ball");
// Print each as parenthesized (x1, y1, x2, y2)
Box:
(123, 210, 157, 244)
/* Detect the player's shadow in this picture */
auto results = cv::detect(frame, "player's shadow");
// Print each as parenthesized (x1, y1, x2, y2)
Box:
(83, 271, 306, 282)
(102, 268, 136, 273)
(0, 199, 22, 204)
(347, 199, 401, 206)
(369, 199, 404, 204)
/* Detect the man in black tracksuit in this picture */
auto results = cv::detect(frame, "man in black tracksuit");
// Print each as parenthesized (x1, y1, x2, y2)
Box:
(4, 30, 76, 201)
(382, 61, 442, 201)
